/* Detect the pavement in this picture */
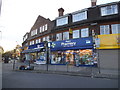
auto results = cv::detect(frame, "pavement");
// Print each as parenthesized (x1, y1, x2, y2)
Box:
(15, 69, 119, 79)
(13, 61, 119, 79)
(2, 63, 118, 88)
(3, 61, 119, 79)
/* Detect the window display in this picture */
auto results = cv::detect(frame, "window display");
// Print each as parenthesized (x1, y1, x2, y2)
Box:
(51, 49, 97, 66)
(65, 50, 74, 65)
(35, 52, 46, 64)
(79, 49, 93, 65)
(51, 51, 66, 64)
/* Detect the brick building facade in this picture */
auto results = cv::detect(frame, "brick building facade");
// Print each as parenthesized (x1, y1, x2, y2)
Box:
(21, 1, 120, 74)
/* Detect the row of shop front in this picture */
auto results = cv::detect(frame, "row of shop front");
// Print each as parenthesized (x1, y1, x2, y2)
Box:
(22, 37, 98, 67)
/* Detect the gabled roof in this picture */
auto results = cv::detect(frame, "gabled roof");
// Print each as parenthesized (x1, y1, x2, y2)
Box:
(31, 15, 51, 31)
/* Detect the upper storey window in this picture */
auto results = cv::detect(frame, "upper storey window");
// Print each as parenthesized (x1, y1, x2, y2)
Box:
(56, 17, 68, 26)
(72, 11, 87, 22)
(100, 25, 110, 35)
(56, 33, 62, 41)
(111, 24, 120, 34)
(101, 5, 118, 16)
(31, 29, 37, 36)
(39, 24, 48, 33)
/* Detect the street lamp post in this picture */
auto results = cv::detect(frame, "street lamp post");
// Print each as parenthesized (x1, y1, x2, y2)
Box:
(44, 41, 49, 71)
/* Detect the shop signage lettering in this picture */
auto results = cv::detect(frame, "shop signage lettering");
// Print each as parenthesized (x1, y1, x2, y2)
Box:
(28, 43, 44, 49)
(86, 40, 91, 44)
(34, 45, 44, 49)
(61, 40, 76, 47)
(50, 37, 93, 50)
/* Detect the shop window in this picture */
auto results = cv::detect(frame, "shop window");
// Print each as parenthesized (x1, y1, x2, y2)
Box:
(72, 11, 87, 22)
(51, 49, 97, 66)
(79, 49, 94, 65)
(73, 30, 80, 39)
(65, 50, 74, 65)
(100, 25, 110, 35)
(56, 17, 68, 26)
(101, 5, 118, 16)
(36, 52, 46, 64)
(51, 51, 66, 64)
(111, 24, 120, 34)
(63, 32, 69, 40)
(56, 33, 62, 41)
(81, 28, 89, 37)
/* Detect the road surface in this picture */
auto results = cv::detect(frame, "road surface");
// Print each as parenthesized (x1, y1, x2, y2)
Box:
(2, 63, 118, 88)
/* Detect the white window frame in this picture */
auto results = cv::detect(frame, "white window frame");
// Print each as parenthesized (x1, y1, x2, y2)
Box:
(36, 39, 39, 44)
(101, 5, 118, 16)
(72, 11, 87, 22)
(31, 29, 37, 36)
(30, 40, 34, 45)
(100, 25, 110, 35)
(73, 30, 80, 39)
(45, 24, 48, 31)
(63, 32, 69, 40)
(111, 24, 120, 34)
(42, 37, 46, 41)
(46, 36, 50, 42)
(39, 24, 48, 33)
(56, 33, 62, 41)
(39, 39, 41, 43)
(56, 17, 68, 26)
(81, 28, 89, 38)
(42, 26, 45, 32)
(40, 27, 42, 33)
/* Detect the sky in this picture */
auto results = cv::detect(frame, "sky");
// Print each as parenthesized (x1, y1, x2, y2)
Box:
(0, 0, 119, 52)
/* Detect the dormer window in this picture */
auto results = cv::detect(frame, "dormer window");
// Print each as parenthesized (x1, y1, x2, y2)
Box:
(56, 17, 68, 26)
(101, 4, 118, 16)
(72, 11, 87, 22)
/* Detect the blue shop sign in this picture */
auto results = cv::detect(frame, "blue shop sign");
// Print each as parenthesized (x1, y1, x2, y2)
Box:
(50, 37, 93, 51)
(28, 42, 44, 49)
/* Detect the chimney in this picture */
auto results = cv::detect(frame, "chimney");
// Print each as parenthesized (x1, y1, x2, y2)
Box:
(58, 8, 64, 17)
(91, 0, 97, 7)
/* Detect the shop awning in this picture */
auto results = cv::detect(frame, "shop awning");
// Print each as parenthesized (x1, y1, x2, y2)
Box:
(51, 46, 93, 51)
(22, 48, 42, 53)
(50, 37, 94, 51)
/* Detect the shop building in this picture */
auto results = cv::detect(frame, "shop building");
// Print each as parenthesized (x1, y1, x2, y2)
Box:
(22, 15, 54, 64)
(21, 1, 120, 73)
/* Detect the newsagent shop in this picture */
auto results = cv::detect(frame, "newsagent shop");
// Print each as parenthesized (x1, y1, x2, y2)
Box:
(49, 37, 98, 66)
(22, 42, 47, 64)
